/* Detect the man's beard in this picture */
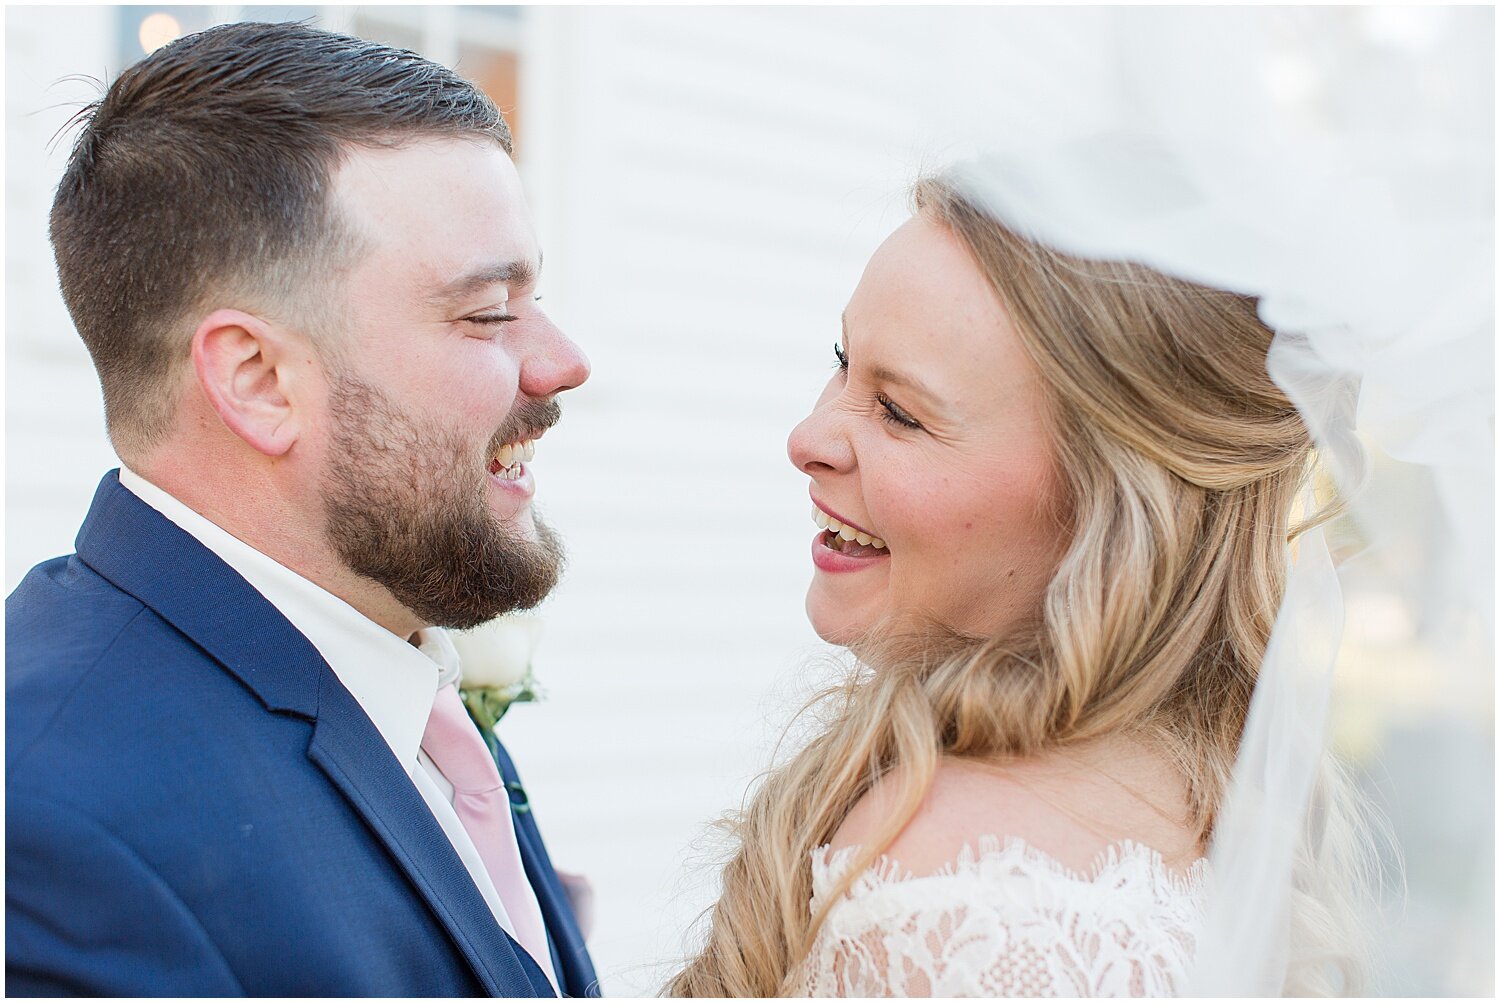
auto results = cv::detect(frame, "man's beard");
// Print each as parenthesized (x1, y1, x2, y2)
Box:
(320, 369, 565, 630)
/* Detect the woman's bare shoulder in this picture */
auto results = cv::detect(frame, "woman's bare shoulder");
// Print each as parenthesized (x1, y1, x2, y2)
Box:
(827, 738, 1203, 878)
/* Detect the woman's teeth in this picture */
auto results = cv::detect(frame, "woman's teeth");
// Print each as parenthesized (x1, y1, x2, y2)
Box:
(489, 439, 537, 480)
(812, 506, 886, 550)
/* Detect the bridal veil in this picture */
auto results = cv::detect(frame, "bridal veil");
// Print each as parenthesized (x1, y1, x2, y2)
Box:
(901, 7, 1492, 994)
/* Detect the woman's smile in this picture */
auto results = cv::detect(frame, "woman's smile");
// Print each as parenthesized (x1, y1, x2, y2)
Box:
(810, 498, 890, 573)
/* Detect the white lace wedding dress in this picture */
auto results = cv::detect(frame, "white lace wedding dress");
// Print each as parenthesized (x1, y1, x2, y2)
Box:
(797, 837, 1209, 997)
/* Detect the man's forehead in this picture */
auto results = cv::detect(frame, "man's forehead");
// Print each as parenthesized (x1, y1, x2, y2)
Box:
(327, 138, 539, 299)
(328, 137, 527, 229)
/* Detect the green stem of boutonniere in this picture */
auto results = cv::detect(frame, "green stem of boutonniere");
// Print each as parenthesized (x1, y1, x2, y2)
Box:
(459, 674, 540, 758)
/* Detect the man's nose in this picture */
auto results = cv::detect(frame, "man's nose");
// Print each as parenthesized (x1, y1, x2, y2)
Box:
(520, 319, 590, 398)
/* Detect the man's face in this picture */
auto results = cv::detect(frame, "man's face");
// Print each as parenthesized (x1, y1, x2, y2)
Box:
(313, 137, 589, 629)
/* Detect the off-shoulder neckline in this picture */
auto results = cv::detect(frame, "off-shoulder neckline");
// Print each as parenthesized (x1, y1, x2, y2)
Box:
(810, 834, 1211, 908)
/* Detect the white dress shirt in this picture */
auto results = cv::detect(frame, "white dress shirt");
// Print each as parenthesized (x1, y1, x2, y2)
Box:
(117, 467, 546, 976)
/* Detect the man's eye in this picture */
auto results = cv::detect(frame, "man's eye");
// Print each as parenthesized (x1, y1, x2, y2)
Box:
(833, 342, 848, 371)
(467, 313, 518, 325)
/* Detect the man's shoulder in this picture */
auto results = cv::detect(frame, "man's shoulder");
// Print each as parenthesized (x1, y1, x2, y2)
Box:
(8, 554, 158, 719)
(7, 548, 185, 673)
(8, 551, 151, 655)
(6, 553, 227, 782)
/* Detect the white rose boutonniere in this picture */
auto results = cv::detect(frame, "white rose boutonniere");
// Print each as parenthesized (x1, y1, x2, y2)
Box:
(448, 613, 544, 752)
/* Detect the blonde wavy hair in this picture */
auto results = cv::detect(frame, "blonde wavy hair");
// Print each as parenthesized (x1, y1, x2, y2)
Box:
(665, 177, 1375, 997)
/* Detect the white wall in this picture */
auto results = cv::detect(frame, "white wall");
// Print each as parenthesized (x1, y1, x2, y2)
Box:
(6, 7, 122, 588)
(510, 8, 934, 991)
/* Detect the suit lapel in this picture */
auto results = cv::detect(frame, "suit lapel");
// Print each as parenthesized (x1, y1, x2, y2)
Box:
(307, 682, 555, 997)
(74, 472, 556, 998)
(513, 816, 597, 997)
(496, 745, 601, 997)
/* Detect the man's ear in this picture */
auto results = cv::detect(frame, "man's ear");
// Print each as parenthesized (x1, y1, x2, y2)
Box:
(192, 308, 312, 457)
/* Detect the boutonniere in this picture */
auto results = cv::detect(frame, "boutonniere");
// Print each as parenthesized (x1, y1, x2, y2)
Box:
(448, 613, 544, 755)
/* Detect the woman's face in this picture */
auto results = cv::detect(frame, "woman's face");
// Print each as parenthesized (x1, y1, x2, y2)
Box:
(787, 215, 1068, 645)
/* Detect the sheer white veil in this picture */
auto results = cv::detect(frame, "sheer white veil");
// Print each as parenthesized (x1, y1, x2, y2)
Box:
(901, 6, 1492, 994)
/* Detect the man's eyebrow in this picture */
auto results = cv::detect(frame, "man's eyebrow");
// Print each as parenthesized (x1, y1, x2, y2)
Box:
(429, 258, 539, 306)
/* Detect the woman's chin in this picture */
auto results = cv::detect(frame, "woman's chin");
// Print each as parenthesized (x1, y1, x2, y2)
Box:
(805, 595, 871, 648)
(812, 623, 859, 647)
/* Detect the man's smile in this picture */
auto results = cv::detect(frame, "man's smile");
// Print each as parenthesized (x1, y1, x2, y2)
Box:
(487, 436, 537, 481)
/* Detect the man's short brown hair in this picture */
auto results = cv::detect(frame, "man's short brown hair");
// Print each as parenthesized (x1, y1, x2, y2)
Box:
(49, 21, 512, 456)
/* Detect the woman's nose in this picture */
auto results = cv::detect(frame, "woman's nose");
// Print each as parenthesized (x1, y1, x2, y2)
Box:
(787, 380, 854, 476)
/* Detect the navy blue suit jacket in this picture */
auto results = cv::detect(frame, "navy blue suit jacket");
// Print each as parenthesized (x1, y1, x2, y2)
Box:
(6, 472, 599, 997)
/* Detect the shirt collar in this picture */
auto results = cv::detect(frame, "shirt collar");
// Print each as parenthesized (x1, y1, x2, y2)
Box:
(118, 466, 449, 774)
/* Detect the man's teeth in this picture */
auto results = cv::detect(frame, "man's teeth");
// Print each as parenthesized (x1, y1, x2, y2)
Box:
(494, 440, 537, 467)
(812, 506, 886, 550)
(491, 438, 537, 478)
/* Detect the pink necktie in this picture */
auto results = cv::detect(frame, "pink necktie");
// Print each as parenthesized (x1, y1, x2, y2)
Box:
(422, 683, 558, 991)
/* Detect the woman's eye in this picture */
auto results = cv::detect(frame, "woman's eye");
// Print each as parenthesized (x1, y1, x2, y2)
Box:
(833, 342, 848, 371)
(877, 393, 923, 430)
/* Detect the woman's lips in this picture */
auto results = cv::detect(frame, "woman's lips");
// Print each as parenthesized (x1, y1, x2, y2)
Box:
(810, 530, 890, 573)
(809, 497, 888, 572)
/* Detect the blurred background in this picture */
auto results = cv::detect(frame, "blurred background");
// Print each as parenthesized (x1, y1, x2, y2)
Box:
(5, 5, 1491, 995)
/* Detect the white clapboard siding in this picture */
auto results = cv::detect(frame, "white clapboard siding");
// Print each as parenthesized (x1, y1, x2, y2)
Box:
(6, 7, 122, 590)
(510, 8, 939, 993)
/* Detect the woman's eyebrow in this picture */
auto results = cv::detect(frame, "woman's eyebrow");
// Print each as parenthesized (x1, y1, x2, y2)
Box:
(843, 311, 949, 411)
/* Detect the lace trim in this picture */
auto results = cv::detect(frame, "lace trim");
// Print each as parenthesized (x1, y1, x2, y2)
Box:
(810, 834, 1211, 912)
(800, 836, 1211, 997)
